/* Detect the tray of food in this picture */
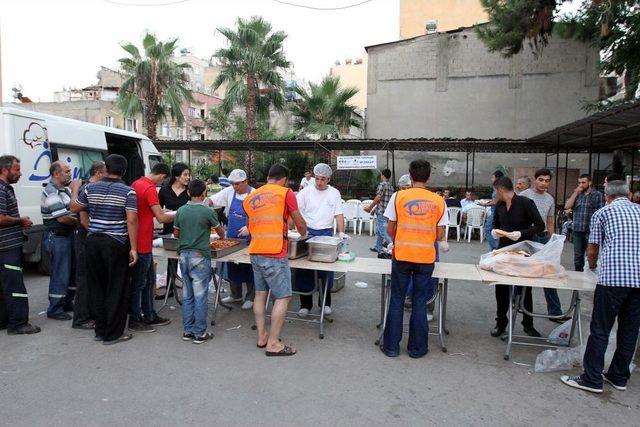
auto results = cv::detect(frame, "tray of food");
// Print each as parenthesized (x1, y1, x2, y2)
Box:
(162, 235, 179, 251)
(306, 235, 346, 263)
(210, 238, 247, 259)
(287, 230, 309, 259)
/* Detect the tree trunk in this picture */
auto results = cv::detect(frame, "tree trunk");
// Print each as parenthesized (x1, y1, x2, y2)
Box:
(245, 73, 258, 179)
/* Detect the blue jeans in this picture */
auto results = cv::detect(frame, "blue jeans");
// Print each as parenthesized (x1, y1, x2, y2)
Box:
(581, 285, 640, 388)
(534, 233, 562, 316)
(130, 253, 157, 321)
(375, 214, 391, 252)
(383, 260, 435, 358)
(407, 243, 439, 301)
(44, 231, 75, 315)
(484, 213, 498, 251)
(179, 251, 211, 336)
(573, 231, 589, 272)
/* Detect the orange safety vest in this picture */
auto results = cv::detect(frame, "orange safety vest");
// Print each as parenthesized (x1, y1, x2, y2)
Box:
(243, 183, 289, 255)
(393, 188, 445, 264)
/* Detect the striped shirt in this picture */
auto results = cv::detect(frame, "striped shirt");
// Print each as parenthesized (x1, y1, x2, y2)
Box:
(589, 197, 640, 288)
(41, 182, 75, 233)
(76, 177, 137, 245)
(219, 175, 230, 188)
(0, 179, 23, 251)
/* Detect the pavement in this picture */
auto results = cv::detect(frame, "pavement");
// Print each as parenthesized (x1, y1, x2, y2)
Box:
(1, 233, 638, 426)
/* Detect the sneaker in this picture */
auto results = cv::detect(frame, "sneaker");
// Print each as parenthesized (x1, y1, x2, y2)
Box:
(47, 312, 72, 321)
(298, 308, 309, 318)
(129, 320, 156, 333)
(7, 323, 41, 335)
(193, 332, 214, 344)
(145, 316, 171, 327)
(72, 320, 95, 330)
(182, 333, 195, 341)
(323, 306, 332, 316)
(603, 373, 627, 391)
(221, 296, 243, 304)
(241, 300, 254, 310)
(427, 312, 434, 322)
(560, 375, 603, 393)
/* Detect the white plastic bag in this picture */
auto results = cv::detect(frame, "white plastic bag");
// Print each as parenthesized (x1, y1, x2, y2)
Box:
(547, 319, 572, 345)
(479, 234, 567, 278)
(534, 344, 584, 373)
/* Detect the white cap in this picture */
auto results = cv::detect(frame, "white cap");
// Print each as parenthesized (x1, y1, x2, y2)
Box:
(398, 174, 411, 187)
(313, 163, 332, 178)
(228, 169, 247, 183)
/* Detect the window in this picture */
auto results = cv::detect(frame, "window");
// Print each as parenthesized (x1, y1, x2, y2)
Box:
(148, 155, 163, 170)
(200, 109, 206, 118)
(188, 107, 196, 118)
(161, 123, 170, 137)
(105, 116, 114, 127)
(125, 118, 137, 132)
(56, 148, 104, 181)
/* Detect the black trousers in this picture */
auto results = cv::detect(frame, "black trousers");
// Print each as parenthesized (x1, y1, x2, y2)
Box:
(0, 247, 30, 329)
(300, 290, 332, 310)
(86, 234, 130, 341)
(72, 228, 92, 326)
(582, 285, 640, 387)
(495, 285, 534, 329)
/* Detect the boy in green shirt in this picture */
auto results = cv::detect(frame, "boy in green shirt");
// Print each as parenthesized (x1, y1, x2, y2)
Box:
(174, 179, 225, 344)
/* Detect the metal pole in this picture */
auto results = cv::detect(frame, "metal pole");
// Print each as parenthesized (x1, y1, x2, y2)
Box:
(597, 152, 601, 185)
(544, 151, 548, 168)
(471, 147, 476, 189)
(588, 124, 593, 177)
(631, 147, 636, 190)
(391, 147, 396, 186)
(218, 149, 222, 173)
(555, 135, 560, 203)
(563, 149, 569, 204)
(386, 148, 389, 168)
(465, 147, 469, 191)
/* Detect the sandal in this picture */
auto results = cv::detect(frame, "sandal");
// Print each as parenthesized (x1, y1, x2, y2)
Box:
(103, 333, 133, 346)
(265, 345, 296, 357)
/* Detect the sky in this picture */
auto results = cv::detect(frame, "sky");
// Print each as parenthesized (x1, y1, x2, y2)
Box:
(0, 0, 399, 102)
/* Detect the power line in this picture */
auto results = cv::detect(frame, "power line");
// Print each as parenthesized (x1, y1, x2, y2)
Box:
(102, 0, 192, 6)
(271, 0, 374, 11)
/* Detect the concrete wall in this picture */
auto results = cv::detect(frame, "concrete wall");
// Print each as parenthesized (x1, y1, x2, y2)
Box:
(366, 28, 600, 140)
(400, 0, 487, 38)
(330, 57, 368, 112)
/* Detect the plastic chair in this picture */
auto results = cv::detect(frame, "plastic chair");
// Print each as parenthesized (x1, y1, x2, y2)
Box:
(343, 199, 360, 234)
(445, 207, 461, 242)
(358, 201, 375, 236)
(464, 207, 485, 243)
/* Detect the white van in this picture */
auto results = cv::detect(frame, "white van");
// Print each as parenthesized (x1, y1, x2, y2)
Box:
(0, 106, 163, 273)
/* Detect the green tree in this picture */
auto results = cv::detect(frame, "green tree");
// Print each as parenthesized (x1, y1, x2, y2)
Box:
(290, 75, 361, 139)
(212, 17, 289, 175)
(477, 0, 640, 104)
(117, 32, 194, 139)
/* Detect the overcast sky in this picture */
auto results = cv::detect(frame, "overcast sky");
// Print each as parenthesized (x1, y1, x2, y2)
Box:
(1, 0, 582, 103)
(0, 0, 399, 102)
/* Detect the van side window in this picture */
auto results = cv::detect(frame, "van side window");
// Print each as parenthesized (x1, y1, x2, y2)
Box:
(149, 155, 163, 170)
(55, 148, 105, 181)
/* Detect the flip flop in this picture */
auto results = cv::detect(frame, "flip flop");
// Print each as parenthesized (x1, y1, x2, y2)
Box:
(265, 345, 296, 357)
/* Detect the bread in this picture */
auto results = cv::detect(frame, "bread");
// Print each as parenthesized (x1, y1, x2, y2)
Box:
(493, 249, 530, 257)
(490, 259, 564, 278)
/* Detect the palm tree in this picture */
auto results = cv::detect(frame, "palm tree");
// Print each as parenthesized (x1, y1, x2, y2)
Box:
(291, 75, 361, 140)
(212, 16, 290, 143)
(117, 32, 193, 140)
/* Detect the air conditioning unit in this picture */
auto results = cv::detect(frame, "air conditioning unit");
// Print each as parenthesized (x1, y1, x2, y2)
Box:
(425, 20, 438, 34)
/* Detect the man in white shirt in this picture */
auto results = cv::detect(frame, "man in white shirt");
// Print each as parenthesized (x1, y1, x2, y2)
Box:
(299, 171, 313, 191)
(460, 191, 476, 211)
(295, 163, 347, 317)
(207, 169, 255, 310)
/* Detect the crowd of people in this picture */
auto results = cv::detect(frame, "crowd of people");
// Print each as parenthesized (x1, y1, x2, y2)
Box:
(0, 153, 638, 388)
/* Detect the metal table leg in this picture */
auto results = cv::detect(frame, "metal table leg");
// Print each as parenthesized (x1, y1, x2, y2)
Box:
(437, 281, 447, 352)
(210, 264, 232, 326)
(504, 285, 519, 360)
(442, 279, 450, 335)
(377, 273, 386, 328)
(318, 271, 330, 339)
(375, 274, 390, 346)
(157, 259, 176, 313)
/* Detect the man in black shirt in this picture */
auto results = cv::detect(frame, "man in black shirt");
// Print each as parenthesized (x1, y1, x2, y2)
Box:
(490, 177, 545, 338)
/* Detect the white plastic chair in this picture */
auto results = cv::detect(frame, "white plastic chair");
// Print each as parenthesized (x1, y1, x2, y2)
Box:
(445, 207, 461, 242)
(358, 200, 375, 236)
(343, 199, 360, 234)
(464, 207, 485, 243)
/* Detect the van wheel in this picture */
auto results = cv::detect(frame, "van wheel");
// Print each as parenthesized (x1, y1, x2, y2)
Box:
(37, 251, 50, 276)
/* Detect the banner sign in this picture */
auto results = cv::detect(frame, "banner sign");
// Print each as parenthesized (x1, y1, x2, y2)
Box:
(336, 155, 377, 170)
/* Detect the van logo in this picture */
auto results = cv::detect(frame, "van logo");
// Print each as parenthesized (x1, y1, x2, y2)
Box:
(23, 122, 48, 149)
(404, 199, 436, 216)
(249, 192, 277, 210)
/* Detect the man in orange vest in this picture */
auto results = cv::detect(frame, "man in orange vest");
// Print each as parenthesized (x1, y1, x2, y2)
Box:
(244, 164, 307, 357)
(381, 159, 449, 358)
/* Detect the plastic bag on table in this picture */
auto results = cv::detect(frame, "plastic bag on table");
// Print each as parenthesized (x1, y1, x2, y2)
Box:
(547, 319, 573, 345)
(479, 234, 567, 279)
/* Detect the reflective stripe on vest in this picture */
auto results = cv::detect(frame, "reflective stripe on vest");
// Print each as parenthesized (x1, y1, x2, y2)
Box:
(393, 188, 444, 263)
(243, 184, 288, 255)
